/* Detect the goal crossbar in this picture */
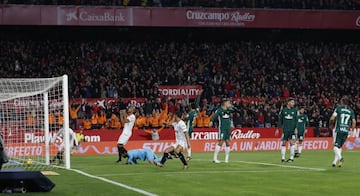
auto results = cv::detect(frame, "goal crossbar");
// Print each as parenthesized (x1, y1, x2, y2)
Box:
(0, 77, 63, 102)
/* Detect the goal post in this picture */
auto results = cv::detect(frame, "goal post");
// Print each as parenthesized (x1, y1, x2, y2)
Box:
(0, 75, 71, 170)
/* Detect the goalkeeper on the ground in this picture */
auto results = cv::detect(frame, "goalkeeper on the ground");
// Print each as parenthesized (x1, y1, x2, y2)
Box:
(119, 147, 161, 165)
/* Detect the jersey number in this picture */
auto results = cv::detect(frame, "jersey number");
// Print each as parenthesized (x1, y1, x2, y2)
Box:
(340, 113, 350, 125)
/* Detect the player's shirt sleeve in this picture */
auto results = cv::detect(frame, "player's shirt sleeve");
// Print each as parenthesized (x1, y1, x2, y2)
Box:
(305, 114, 309, 128)
(332, 108, 338, 117)
(180, 121, 187, 133)
(351, 110, 356, 121)
(277, 110, 283, 128)
(294, 109, 298, 129)
(228, 107, 239, 113)
(183, 113, 190, 121)
(211, 109, 220, 122)
(195, 95, 201, 108)
(128, 115, 135, 123)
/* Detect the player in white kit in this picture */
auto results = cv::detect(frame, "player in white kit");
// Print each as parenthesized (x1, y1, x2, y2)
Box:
(156, 111, 191, 169)
(116, 106, 136, 163)
(50, 128, 78, 165)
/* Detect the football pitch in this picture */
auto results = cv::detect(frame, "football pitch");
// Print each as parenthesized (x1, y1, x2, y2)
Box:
(42, 150, 359, 196)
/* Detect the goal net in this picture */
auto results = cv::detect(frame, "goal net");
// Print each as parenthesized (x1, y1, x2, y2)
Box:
(0, 75, 71, 170)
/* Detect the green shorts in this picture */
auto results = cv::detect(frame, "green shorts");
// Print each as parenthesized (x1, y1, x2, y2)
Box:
(297, 133, 305, 141)
(218, 128, 231, 141)
(281, 131, 296, 141)
(334, 131, 348, 148)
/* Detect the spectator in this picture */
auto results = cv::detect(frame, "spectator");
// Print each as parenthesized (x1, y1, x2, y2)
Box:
(69, 103, 81, 130)
(109, 109, 122, 129)
(49, 111, 56, 128)
(232, 112, 242, 128)
(0, 31, 359, 129)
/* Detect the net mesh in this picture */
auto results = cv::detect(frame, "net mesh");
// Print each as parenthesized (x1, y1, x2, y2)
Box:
(0, 76, 68, 171)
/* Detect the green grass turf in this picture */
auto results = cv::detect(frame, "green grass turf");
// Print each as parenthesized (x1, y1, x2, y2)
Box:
(20, 150, 360, 196)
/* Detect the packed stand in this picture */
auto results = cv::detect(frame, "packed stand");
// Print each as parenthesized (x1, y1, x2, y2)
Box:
(0, 39, 359, 129)
(1, 0, 360, 10)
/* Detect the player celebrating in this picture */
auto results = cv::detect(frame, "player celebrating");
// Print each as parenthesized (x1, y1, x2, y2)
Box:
(142, 125, 165, 141)
(116, 106, 136, 163)
(275, 98, 298, 163)
(330, 96, 356, 167)
(209, 100, 238, 163)
(119, 147, 160, 165)
(182, 95, 201, 161)
(295, 106, 309, 158)
(50, 128, 78, 165)
(156, 111, 191, 169)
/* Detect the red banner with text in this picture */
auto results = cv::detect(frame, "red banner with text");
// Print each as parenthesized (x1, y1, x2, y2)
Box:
(0, 6, 359, 29)
(69, 97, 270, 107)
(6, 143, 61, 157)
(0, 127, 317, 144)
(74, 127, 315, 142)
(5, 137, 360, 156)
(70, 97, 146, 107)
(72, 137, 360, 155)
(9, 127, 360, 144)
(158, 85, 202, 99)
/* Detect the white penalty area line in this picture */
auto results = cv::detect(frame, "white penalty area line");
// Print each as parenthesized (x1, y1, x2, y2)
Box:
(194, 159, 326, 172)
(68, 168, 158, 196)
(98, 169, 308, 177)
(235, 160, 326, 171)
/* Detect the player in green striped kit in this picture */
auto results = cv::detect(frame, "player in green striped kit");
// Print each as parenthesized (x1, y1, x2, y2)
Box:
(330, 96, 356, 167)
(183, 95, 201, 161)
(275, 98, 298, 162)
(295, 106, 309, 158)
(209, 100, 238, 163)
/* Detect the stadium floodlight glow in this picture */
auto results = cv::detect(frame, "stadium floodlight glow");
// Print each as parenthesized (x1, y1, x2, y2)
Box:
(0, 75, 71, 170)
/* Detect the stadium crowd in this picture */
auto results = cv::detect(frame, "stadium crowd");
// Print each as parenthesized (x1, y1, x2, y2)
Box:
(1, 0, 359, 10)
(1, 37, 359, 130)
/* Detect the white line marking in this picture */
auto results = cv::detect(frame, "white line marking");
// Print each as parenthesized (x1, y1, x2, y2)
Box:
(235, 160, 326, 171)
(97, 169, 309, 177)
(194, 159, 326, 171)
(96, 159, 325, 177)
(68, 168, 158, 196)
(63, 158, 324, 195)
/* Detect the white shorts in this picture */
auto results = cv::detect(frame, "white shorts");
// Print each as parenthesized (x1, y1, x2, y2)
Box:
(117, 134, 131, 145)
(172, 141, 187, 149)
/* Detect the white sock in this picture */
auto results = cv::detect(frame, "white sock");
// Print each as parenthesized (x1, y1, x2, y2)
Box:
(333, 147, 341, 164)
(214, 145, 221, 161)
(298, 144, 303, 154)
(281, 145, 286, 160)
(339, 148, 342, 157)
(187, 147, 192, 157)
(290, 144, 295, 159)
(225, 146, 230, 162)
